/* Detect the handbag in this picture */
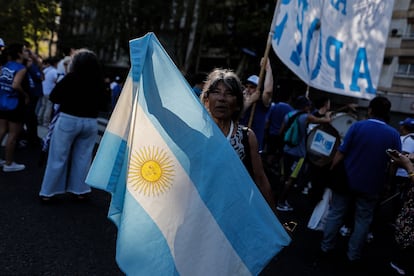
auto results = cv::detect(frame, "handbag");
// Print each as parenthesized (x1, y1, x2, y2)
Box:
(0, 90, 19, 111)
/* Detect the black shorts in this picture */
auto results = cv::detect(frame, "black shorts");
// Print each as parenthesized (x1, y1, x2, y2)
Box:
(0, 101, 25, 123)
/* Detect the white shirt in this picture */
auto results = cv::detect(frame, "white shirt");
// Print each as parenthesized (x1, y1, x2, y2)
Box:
(42, 66, 58, 96)
(396, 133, 414, 177)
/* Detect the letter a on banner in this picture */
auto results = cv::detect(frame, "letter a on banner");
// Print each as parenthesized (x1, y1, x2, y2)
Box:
(271, 0, 395, 99)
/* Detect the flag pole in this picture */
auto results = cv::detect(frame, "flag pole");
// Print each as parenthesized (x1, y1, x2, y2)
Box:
(248, 0, 280, 128)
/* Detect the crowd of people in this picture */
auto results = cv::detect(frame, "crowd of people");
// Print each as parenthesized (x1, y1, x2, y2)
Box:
(195, 61, 414, 274)
(1, 36, 414, 274)
(0, 39, 122, 174)
(0, 40, 119, 202)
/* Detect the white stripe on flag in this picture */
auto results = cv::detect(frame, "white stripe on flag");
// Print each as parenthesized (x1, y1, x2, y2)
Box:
(127, 102, 251, 275)
(106, 71, 134, 138)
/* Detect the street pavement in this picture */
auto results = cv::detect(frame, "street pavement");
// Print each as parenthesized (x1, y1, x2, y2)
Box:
(0, 127, 402, 275)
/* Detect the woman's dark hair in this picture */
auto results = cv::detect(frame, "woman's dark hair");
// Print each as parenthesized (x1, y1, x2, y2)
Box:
(69, 48, 102, 80)
(201, 68, 244, 120)
(3, 43, 24, 61)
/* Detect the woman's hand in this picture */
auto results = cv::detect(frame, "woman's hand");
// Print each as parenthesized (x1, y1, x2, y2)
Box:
(386, 149, 414, 172)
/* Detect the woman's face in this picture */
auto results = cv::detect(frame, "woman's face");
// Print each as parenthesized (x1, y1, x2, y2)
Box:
(205, 81, 239, 121)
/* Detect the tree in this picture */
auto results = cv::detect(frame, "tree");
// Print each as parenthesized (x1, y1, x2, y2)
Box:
(1, 0, 276, 76)
(0, 0, 60, 56)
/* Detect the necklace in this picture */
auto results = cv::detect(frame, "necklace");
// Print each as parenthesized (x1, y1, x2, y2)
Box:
(226, 121, 234, 141)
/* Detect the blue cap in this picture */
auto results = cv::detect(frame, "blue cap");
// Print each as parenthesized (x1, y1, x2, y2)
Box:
(246, 75, 259, 86)
(399, 118, 414, 128)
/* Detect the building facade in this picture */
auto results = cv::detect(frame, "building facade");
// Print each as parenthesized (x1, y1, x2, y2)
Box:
(373, 0, 414, 114)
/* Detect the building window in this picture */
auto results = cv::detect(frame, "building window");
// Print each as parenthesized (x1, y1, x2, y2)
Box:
(405, 24, 414, 38)
(397, 64, 414, 76)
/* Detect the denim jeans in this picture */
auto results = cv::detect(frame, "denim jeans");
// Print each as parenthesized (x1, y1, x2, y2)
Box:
(39, 112, 97, 197)
(320, 190, 379, 260)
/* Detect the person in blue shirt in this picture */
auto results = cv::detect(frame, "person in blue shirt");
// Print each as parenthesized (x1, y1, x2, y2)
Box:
(265, 92, 293, 171)
(0, 43, 30, 172)
(22, 48, 44, 146)
(276, 95, 332, 212)
(320, 96, 402, 266)
(239, 60, 273, 153)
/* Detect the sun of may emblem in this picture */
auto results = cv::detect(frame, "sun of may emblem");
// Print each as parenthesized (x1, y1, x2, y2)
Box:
(129, 146, 175, 196)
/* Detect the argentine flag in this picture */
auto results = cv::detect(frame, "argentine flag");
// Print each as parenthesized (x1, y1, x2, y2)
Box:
(86, 33, 291, 275)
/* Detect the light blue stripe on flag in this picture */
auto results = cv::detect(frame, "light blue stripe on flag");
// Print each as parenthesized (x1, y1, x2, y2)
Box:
(87, 32, 291, 275)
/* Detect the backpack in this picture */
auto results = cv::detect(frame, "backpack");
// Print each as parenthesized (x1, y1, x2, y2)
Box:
(283, 111, 306, 147)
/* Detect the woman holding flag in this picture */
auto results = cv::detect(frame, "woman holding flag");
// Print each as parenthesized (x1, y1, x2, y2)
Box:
(200, 68, 277, 214)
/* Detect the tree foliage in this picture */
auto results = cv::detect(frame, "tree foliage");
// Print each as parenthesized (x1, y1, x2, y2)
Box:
(0, 0, 276, 75)
(0, 0, 60, 55)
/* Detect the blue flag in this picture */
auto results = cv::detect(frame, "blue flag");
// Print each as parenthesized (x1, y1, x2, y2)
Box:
(86, 33, 291, 275)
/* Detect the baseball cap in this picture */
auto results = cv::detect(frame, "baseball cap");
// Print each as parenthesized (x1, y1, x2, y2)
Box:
(399, 117, 414, 128)
(0, 38, 5, 47)
(246, 75, 259, 86)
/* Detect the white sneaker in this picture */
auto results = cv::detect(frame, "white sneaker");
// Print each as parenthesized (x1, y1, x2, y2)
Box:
(0, 159, 5, 167)
(3, 162, 25, 172)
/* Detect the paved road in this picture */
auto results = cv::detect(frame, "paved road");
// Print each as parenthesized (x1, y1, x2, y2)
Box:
(0, 131, 401, 275)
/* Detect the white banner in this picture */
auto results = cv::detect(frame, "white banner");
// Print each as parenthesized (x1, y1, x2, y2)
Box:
(272, 0, 395, 99)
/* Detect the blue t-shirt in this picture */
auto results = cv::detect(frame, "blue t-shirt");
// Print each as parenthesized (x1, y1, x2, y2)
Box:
(267, 102, 294, 135)
(27, 64, 43, 97)
(240, 100, 270, 152)
(339, 119, 401, 194)
(0, 61, 25, 96)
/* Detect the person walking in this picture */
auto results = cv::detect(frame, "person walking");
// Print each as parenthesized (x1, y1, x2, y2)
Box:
(39, 49, 106, 201)
(265, 90, 293, 179)
(276, 95, 332, 211)
(319, 96, 401, 269)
